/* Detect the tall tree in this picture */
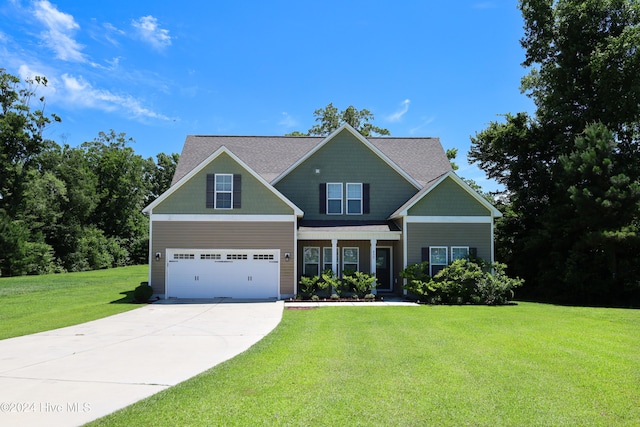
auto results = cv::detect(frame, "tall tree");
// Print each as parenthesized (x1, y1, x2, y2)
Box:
(288, 103, 390, 137)
(469, 0, 640, 305)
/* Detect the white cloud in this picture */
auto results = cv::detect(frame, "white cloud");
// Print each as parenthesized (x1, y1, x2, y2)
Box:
(409, 116, 436, 135)
(57, 73, 170, 121)
(132, 16, 172, 50)
(386, 99, 411, 122)
(32, 0, 86, 62)
(278, 112, 297, 128)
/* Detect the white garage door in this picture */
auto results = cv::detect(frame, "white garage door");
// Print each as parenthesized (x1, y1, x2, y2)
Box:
(166, 249, 279, 299)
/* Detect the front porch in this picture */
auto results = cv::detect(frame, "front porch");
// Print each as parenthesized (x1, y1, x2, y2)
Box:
(296, 221, 403, 295)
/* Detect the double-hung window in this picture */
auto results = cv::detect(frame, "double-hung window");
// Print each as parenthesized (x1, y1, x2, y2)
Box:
(303, 247, 320, 277)
(215, 174, 233, 209)
(327, 183, 343, 215)
(342, 247, 359, 274)
(346, 183, 362, 215)
(451, 246, 470, 262)
(430, 246, 448, 276)
(323, 247, 338, 274)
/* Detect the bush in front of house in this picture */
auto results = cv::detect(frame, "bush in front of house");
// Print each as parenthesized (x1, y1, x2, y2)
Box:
(400, 259, 523, 305)
(342, 271, 377, 298)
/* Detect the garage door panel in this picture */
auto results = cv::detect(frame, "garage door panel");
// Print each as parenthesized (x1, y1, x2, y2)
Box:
(167, 249, 279, 299)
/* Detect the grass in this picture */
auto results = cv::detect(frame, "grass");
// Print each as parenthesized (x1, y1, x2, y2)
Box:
(90, 302, 640, 426)
(0, 265, 147, 340)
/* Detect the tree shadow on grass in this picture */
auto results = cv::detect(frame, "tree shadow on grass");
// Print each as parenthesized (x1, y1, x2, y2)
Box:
(110, 290, 136, 304)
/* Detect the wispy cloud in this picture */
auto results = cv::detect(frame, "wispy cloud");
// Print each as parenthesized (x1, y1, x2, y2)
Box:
(60, 73, 170, 120)
(132, 16, 172, 50)
(386, 99, 410, 122)
(32, 0, 86, 62)
(278, 112, 297, 128)
(409, 116, 436, 135)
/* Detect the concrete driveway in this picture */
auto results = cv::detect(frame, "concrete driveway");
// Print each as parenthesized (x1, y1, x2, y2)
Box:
(0, 300, 283, 427)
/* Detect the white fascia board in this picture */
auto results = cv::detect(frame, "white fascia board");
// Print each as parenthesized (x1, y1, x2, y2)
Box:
(149, 214, 297, 222)
(297, 230, 402, 241)
(143, 146, 304, 217)
(270, 123, 421, 189)
(405, 216, 493, 223)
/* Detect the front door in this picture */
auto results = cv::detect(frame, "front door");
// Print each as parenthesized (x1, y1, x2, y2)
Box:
(375, 248, 392, 291)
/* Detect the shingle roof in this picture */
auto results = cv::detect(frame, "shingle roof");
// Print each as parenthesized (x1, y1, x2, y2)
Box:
(172, 131, 452, 188)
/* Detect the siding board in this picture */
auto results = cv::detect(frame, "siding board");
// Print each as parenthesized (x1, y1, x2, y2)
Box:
(406, 223, 492, 265)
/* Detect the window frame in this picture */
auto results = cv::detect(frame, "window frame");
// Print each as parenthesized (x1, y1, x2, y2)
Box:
(322, 247, 339, 274)
(342, 247, 359, 274)
(429, 246, 448, 276)
(303, 247, 320, 277)
(346, 183, 363, 215)
(214, 173, 233, 209)
(451, 246, 470, 262)
(326, 182, 343, 215)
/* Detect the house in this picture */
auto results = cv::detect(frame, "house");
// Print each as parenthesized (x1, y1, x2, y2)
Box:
(142, 124, 502, 299)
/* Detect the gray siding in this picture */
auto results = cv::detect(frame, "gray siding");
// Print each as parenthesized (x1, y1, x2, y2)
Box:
(408, 176, 491, 216)
(151, 221, 296, 295)
(275, 129, 418, 220)
(406, 222, 493, 265)
(154, 152, 294, 215)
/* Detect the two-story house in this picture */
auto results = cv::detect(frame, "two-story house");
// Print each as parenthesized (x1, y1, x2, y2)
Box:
(142, 124, 502, 299)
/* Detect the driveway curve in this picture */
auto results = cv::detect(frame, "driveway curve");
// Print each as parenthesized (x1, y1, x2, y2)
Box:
(0, 300, 283, 427)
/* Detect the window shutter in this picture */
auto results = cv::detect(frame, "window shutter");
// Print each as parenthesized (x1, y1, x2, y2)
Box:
(233, 174, 242, 209)
(469, 247, 478, 260)
(421, 247, 429, 262)
(363, 183, 370, 214)
(319, 183, 326, 214)
(206, 174, 215, 208)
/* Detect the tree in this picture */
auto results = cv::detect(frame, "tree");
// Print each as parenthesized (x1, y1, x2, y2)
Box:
(288, 103, 390, 137)
(469, 0, 640, 305)
(147, 152, 180, 205)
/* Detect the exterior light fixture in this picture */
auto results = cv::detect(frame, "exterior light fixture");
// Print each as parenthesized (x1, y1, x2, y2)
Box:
(285, 253, 290, 261)
(155, 252, 162, 261)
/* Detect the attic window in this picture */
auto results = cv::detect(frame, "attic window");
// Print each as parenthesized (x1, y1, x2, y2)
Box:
(206, 174, 241, 209)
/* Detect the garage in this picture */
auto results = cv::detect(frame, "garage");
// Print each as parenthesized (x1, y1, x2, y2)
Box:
(166, 249, 280, 299)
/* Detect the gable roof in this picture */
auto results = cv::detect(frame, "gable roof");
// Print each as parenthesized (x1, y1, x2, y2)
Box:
(389, 171, 503, 219)
(171, 124, 451, 187)
(143, 146, 304, 216)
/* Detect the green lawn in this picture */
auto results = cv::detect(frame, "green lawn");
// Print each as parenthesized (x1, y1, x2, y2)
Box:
(90, 303, 640, 426)
(0, 265, 147, 340)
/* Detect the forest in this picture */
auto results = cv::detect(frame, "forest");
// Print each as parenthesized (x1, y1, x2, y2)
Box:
(0, 71, 178, 276)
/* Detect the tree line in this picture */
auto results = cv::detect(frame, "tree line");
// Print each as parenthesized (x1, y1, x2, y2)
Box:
(469, 0, 640, 306)
(0, 71, 178, 276)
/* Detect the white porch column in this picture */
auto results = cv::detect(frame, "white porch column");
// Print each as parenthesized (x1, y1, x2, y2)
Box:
(370, 238, 377, 295)
(331, 239, 338, 274)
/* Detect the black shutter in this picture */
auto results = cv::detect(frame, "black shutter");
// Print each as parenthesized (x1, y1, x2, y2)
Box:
(469, 247, 478, 260)
(206, 174, 215, 208)
(421, 247, 429, 262)
(233, 174, 242, 209)
(319, 183, 326, 214)
(363, 183, 370, 214)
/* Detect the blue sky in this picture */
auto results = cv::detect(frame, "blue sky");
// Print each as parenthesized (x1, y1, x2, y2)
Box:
(0, 0, 534, 192)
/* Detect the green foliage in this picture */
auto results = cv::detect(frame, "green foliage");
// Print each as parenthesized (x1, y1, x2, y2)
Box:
(0, 71, 178, 276)
(321, 269, 343, 297)
(341, 271, 377, 298)
(290, 103, 390, 137)
(401, 259, 523, 305)
(298, 275, 325, 299)
(469, 0, 640, 305)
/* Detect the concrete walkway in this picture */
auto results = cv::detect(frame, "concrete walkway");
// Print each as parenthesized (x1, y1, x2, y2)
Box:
(0, 300, 283, 427)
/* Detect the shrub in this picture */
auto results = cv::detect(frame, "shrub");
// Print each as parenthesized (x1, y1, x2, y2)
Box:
(342, 271, 377, 298)
(134, 282, 153, 303)
(364, 293, 376, 301)
(322, 270, 343, 297)
(298, 273, 330, 299)
(401, 259, 523, 305)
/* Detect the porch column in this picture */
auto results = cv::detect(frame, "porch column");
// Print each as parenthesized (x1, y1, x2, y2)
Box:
(370, 238, 377, 295)
(331, 239, 338, 275)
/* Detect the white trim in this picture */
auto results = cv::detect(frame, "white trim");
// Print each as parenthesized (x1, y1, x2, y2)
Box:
(302, 246, 321, 277)
(293, 220, 298, 297)
(149, 214, 297, 222)
(406, 216, 493, 223)
(142, 146, 303, 216)
(451, 246, 470, 261)
(271, 124, 421, 189)
(148, 216, 153, 286)
(402, 216, 408, 296)
(342, 247, 359, 272)
(298, 230, 401, 240)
